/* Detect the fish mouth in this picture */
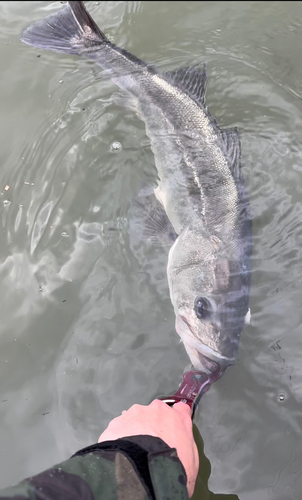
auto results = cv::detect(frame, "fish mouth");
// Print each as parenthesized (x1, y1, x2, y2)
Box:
(197, 351, 222, 374)
(178, 314, 235, 372)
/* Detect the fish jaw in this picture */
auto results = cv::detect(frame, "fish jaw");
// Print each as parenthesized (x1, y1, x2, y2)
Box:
(175, 315, 235, 374)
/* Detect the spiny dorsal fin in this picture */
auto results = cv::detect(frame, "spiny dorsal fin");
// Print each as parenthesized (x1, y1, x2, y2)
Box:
(162, 63, 207, 107)
(220, 127, 241, 180)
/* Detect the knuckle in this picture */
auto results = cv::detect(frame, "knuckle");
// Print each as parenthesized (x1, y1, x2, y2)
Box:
(150, 399, 166, 409)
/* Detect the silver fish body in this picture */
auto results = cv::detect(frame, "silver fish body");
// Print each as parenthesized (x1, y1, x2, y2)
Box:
(21, 1, 252, 374)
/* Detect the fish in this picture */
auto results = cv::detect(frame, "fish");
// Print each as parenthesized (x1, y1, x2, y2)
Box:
(20, 1, 252, 375)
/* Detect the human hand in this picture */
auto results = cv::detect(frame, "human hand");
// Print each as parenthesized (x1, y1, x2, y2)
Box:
(98, 399, 199, 497)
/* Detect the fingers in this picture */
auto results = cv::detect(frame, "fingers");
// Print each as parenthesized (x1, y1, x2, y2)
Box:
(173, 401, 192, 419)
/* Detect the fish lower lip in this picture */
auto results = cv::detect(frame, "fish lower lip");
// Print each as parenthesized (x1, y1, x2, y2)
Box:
(179, 315, 234, 369)
(197, 351, 223, 374)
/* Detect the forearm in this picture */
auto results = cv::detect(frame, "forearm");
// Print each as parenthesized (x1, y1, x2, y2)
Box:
(0, 435, 189, 500)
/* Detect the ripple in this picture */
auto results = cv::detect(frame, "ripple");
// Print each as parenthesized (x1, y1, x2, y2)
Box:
(2, 1, 302, 497)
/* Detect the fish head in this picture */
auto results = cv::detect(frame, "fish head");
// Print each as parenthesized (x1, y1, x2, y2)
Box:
(167, 228, 250, 374)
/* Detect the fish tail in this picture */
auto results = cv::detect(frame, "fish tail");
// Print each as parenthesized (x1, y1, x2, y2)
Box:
(20, 1, 107, 55)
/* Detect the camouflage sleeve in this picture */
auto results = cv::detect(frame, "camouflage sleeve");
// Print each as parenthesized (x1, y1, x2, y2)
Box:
(0, 435, 189, 500)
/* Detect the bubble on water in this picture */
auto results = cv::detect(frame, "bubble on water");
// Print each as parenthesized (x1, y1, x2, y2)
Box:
(110, 141, 122, 152)
(3, 200, 10, 206)
(278, 393, 285, 402)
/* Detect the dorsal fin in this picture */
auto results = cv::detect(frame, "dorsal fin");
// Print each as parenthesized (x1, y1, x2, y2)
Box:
(162, 63, 207, 107)
(163, 64, 242, 183)
(220, 127, 241, 180)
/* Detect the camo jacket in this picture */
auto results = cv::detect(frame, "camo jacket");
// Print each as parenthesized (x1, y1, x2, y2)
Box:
(0, 435, 189, 500)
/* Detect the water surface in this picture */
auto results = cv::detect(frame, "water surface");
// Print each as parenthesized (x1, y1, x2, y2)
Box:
(1, 2, 302, 499)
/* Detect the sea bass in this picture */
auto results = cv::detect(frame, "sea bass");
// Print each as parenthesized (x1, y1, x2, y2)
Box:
(21, 1, 252, 375)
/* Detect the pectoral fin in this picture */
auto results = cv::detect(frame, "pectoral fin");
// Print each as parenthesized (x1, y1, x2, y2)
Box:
(244, 308, 251, 325)
(128, 189, 177, 297)
(128, 189, 177, 249)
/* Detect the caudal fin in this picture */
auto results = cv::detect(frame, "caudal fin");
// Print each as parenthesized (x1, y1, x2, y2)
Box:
(20, 1, 107, 55)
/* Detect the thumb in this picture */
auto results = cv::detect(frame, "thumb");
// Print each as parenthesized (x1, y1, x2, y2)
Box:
(173, 401, 192, 419)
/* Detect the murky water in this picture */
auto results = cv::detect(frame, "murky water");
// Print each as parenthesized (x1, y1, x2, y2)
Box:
(1, 1, 302, 498)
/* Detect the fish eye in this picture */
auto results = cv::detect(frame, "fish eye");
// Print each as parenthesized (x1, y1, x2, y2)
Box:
(195, 297, 212, 320)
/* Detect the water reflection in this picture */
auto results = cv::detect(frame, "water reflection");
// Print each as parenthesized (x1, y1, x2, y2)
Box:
(193, 425, 239, 500)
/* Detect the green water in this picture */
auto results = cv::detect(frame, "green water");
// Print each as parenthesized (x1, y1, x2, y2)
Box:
(1, 2, 302, 498)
